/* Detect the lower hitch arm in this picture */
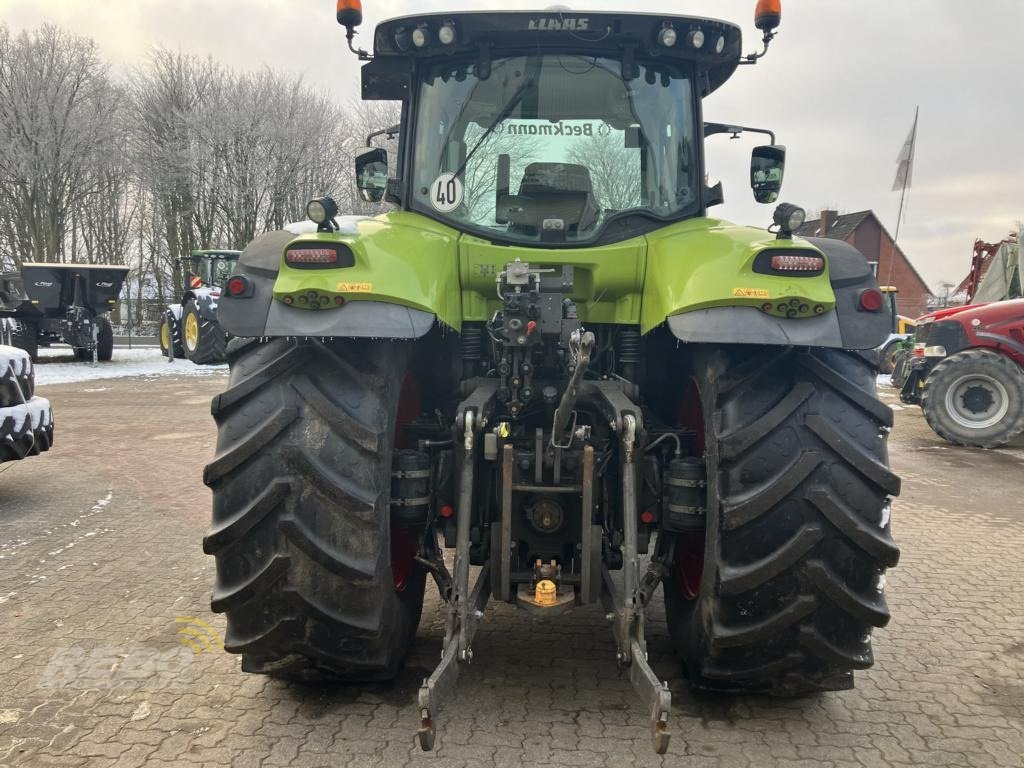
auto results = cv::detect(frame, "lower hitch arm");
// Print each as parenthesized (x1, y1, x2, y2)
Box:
(602, 411, 676, 755)
(417, 405, 492, 751)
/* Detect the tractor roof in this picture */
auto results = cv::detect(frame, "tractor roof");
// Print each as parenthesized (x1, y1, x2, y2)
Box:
(370, 11, 743, 95)
(191, 250, 241, 259)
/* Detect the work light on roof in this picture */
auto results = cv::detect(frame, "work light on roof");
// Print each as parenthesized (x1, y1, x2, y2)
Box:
(773, 203, 806, 240)
(657, 26, 677, 48)
(686, 29, 705, 49)
(438, 23, 457, 45)
(306, 197, 339, 232)
(411, 26, 428, 48)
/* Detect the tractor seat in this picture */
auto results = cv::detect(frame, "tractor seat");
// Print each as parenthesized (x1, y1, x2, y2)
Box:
(513, 162, 600, 236)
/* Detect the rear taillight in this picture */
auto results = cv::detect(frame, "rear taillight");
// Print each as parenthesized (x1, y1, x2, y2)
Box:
(770, 254, 824, 272)
(912, 343, 925, 357)
(226, 275, 252, 297)
(858, 288, 884, 312)
(287, 247, 338, 265)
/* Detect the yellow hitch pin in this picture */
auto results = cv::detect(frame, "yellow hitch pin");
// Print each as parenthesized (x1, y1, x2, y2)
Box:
(535, 579, 557, 606)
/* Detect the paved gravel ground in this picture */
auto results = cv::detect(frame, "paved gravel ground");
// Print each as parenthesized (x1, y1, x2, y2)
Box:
(0, 372, 1022, 768)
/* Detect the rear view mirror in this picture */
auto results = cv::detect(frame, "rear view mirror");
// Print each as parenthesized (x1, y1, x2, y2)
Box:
(355, 146, 388, 203)
(750, 145, 785, 204)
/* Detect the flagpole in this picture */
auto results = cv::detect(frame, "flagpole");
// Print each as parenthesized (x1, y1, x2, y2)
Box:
(886, 106, 918, 289)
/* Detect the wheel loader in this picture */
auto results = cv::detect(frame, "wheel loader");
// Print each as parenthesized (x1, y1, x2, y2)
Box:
(204, 1, 900, 753)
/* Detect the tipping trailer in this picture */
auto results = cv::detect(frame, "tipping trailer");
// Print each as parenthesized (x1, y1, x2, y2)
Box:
(204, 0, 900, 753)
(0, 263, 129, 362)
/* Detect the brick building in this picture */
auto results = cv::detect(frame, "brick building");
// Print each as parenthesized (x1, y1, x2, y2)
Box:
(796, 210, 933, 318)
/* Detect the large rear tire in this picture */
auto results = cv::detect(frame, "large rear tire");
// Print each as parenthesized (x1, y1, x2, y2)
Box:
(203, 337, 425, 681)
(10, 320, 39, 363)
(1, 344, 33, 405)
(921, 349, 1024, 448)
(664, 347, 901, 695)
(96, 317, 114, 362)
(878, 340, 900, 375)
(158, 312, 184, 358)
(183, 300, 227, 365)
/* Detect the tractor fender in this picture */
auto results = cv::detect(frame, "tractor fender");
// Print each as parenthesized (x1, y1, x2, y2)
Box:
(185, 286, 220, 322)
(216, 230, 435, 339)
(668, 238, 891, 351)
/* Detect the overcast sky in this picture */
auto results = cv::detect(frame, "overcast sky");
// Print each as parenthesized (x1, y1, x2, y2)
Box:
(2, 0, 1022, 289)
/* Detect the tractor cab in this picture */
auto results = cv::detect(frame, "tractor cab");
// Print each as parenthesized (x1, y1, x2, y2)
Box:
(185, 250, 240, 292)
(348, 6, 787, 247)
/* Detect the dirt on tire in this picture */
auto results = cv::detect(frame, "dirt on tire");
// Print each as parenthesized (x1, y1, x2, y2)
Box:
(203, 337, 425, 681)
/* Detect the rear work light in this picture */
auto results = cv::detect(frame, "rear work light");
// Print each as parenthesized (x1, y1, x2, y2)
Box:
(287, 247, 338, 265)
(770, 254, 824, 272)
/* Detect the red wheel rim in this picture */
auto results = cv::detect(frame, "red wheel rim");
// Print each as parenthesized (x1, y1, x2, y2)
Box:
(674, 376, 706, 601)
(390, 524, 418, 592)
(394, 374, 421, 450)
(675, 531, 705, 600)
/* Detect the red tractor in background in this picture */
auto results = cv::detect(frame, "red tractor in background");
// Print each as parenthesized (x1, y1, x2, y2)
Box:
(900, 298, 1024, 448)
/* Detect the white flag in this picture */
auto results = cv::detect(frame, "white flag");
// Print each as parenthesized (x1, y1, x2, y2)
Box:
(892, 108, 919, 191)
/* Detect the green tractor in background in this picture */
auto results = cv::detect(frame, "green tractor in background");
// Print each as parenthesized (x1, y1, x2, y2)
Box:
(205, 1, 900, 753)
(158, 249, 238, 364)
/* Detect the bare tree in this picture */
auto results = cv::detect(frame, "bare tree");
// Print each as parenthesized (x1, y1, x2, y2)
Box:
(0, 24, 120, 268)
(568, 132, 642, 211)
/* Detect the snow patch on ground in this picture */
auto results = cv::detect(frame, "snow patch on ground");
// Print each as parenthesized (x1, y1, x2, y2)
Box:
(34, 348, 226, 386)
(876, 374, 896, 388)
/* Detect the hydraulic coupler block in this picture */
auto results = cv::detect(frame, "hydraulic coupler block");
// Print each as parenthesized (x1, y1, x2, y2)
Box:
(662, 457, 706, 532)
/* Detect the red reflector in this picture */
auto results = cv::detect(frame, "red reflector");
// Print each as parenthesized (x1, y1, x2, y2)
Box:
(859, 288, 884, 312)
(226, 276, 248, 296)
(286, 247, 338, 265)
(640, 510, 656, 524)
(770, 254, 824, 271)
(440, 504, 455, 519)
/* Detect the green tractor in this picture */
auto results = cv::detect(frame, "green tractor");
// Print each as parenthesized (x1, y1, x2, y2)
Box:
(205, 1, 900, 753)
(158, 249, 238, 364)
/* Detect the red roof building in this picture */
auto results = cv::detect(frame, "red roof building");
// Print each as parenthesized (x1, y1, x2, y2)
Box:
(796, 209, 933, 318)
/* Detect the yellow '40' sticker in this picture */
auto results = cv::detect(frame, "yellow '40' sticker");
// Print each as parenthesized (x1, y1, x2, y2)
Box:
(732, 287, 770, 298)
(336, 282, 373, 293)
